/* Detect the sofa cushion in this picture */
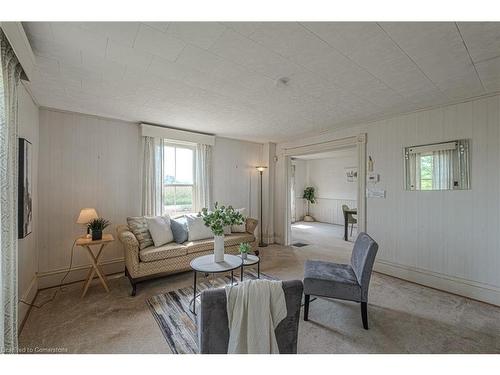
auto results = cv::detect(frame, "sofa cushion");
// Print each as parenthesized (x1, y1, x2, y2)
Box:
(185, 233, 255, 254)
(146, 215, 174, 247)
(171, 216, 188, 244)
(139, 242, 188, 263)
(127, 216, 154, 250)
(186, 214, 213, 241)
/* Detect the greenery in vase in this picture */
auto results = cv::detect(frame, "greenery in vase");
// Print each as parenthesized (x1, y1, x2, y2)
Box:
(303, 186, 316, 216)
(87, 218, 111, 232)
(239, 242, 251, 254)
(199, 202, 244, 236)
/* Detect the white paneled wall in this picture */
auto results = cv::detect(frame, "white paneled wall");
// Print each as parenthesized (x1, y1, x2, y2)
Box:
(37, 109, 264, 287)
(277, 95, 500, 305)
(310, 198, 357, 225)
(212, 137, 262, 220)
(37, 109, 142, 287)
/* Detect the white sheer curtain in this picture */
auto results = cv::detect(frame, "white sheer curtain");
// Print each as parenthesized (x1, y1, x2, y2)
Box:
(194, 143, 213, 212)
(432, 149, 453, 190)
(1, 30, 23, 354)
(142, 136, 164, 216)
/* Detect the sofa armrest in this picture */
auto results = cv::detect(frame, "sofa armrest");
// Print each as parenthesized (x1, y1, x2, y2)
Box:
(245, 217, 258, 235)
(117, 225, 140, 275)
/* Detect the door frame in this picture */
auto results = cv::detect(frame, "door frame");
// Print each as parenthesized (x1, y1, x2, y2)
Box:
(281, 133, 367, 246)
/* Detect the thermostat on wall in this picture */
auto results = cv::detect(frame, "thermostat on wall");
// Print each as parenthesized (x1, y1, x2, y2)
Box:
(367, 172, 379, 183)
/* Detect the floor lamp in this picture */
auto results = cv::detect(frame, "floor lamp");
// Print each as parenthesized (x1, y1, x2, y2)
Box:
(256, 166, 268, 248)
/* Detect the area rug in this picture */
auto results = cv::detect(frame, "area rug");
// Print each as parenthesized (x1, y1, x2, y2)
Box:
(146, 269, 276, 354)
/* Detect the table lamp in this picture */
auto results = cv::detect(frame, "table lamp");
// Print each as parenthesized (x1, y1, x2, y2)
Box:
(77, 208, 99, 238)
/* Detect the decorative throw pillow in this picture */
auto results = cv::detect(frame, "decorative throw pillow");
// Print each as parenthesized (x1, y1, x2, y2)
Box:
(146, 216, 174, 247)
(171, 216, 189, 244)
(127, 216, 154, 249)
(186, 214, 214, 241)
(223, 225, 232, 235)
(231, 208, 247, 233)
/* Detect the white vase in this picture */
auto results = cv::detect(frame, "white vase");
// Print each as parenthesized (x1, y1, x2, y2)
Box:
(214, 235, 225, 263)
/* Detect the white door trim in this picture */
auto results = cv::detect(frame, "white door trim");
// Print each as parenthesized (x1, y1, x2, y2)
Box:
(281, 134, 367, 245)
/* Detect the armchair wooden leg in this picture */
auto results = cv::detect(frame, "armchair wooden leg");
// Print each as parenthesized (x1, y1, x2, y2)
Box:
(361, 301, 368, 329)
(304, 294, 310, 321)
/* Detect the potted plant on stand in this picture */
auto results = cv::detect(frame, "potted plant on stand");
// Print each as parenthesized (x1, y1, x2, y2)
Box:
(303, 186, 316, 222)
(200, 202, 244, 263)
(239, 242, 251, 260)
(87, 217, 111, 241)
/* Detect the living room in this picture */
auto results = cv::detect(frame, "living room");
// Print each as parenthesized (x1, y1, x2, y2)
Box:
(1, 1, 500, 373)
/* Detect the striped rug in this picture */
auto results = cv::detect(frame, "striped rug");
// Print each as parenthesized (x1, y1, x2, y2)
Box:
(146, 269, 275, 354)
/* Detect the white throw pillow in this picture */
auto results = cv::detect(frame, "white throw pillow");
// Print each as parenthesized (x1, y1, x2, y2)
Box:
(224, 225, 232, 235)
(146, 216, 174, 247)
(186, 214, 214, 241)
(231, 208, 247, 233)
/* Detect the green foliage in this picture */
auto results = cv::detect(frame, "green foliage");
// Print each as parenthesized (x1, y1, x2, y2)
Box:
(303, 187, 316, 204)
(239, 242, 251, 254)
(420, 155, 433, 190)
(199, 202, 244, 236)
(87, 218, 110, 231)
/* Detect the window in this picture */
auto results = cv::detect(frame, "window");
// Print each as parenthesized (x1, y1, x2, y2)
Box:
(419, 153, 433, 190)
(163, 143, 195, 216)
(404, 139, 470, 191)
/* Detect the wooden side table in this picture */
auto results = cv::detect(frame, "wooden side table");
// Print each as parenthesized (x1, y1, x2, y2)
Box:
(76, 234, 115, 298)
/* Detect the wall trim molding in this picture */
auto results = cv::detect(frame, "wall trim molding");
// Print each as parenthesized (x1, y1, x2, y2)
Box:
(37, 258, 125, 290)
(18, 274, 38, 333)
(375, 259, 500, 307)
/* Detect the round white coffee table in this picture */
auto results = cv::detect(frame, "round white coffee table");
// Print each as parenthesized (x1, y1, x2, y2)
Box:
(189, 254, 243, 314)
(240, 254, 260, 281)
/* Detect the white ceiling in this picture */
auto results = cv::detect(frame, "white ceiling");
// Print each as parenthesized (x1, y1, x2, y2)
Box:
(22, 22, 500, 142)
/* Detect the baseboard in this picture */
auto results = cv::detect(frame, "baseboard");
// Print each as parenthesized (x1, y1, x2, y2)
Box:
(37, 258, 125, 290)
(18, 274, 38, 333)
(374, 259, 500, 307)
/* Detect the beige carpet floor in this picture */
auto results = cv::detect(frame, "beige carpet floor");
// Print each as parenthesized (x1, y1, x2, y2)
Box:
(19, 223, 500, 353)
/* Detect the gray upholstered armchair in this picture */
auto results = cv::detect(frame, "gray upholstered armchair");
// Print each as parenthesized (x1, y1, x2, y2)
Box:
(198, 280, 303, 354)
(303, 232, 378, 329)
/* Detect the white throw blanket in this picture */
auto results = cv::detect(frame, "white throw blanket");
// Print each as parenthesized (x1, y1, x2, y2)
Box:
(225, 279, 287, 354)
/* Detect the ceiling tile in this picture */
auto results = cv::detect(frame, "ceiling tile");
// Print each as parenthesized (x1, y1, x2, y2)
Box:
(142, 22, 170, 33)
(77, 22, 141, 47)
(380, 22, 485, 99)
(106, 40, 153, 71)
(166, 22, 226, 49)
(209, 28, 301, 79)
(457, 22, 500, 63)
(133, 24, 186, 62)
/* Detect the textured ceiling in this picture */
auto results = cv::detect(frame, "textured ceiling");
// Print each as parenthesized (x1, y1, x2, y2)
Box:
(22, 22, 500, 142)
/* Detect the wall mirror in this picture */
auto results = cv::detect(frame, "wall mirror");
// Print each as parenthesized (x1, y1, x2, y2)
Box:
(404, 139, 470, 191)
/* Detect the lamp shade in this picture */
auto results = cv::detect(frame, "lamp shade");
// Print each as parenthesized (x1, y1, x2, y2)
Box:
(256, 166, 268, 172)
(77, 208, 98, 224)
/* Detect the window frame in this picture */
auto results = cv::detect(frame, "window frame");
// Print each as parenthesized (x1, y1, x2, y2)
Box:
(162, 141, 196, 216)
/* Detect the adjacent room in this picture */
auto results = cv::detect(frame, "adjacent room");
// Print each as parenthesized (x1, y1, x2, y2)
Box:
(1, 13, 499, 363)
(291, 147, 359, 250)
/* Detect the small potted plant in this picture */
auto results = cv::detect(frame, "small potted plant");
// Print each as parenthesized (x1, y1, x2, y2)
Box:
(87, 218, 111, 241)
(200, 202, 244, 262)
(239, 242, 251, 260)
(303, 186, 316, 222)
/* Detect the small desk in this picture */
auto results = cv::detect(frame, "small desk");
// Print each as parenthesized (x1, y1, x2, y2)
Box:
(76, 234, 114, 297)
(343, 209, 357, 241)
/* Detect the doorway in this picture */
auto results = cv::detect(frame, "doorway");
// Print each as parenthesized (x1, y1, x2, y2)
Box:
(280, 134, 366, 247)
(289, 147, 359, 248)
